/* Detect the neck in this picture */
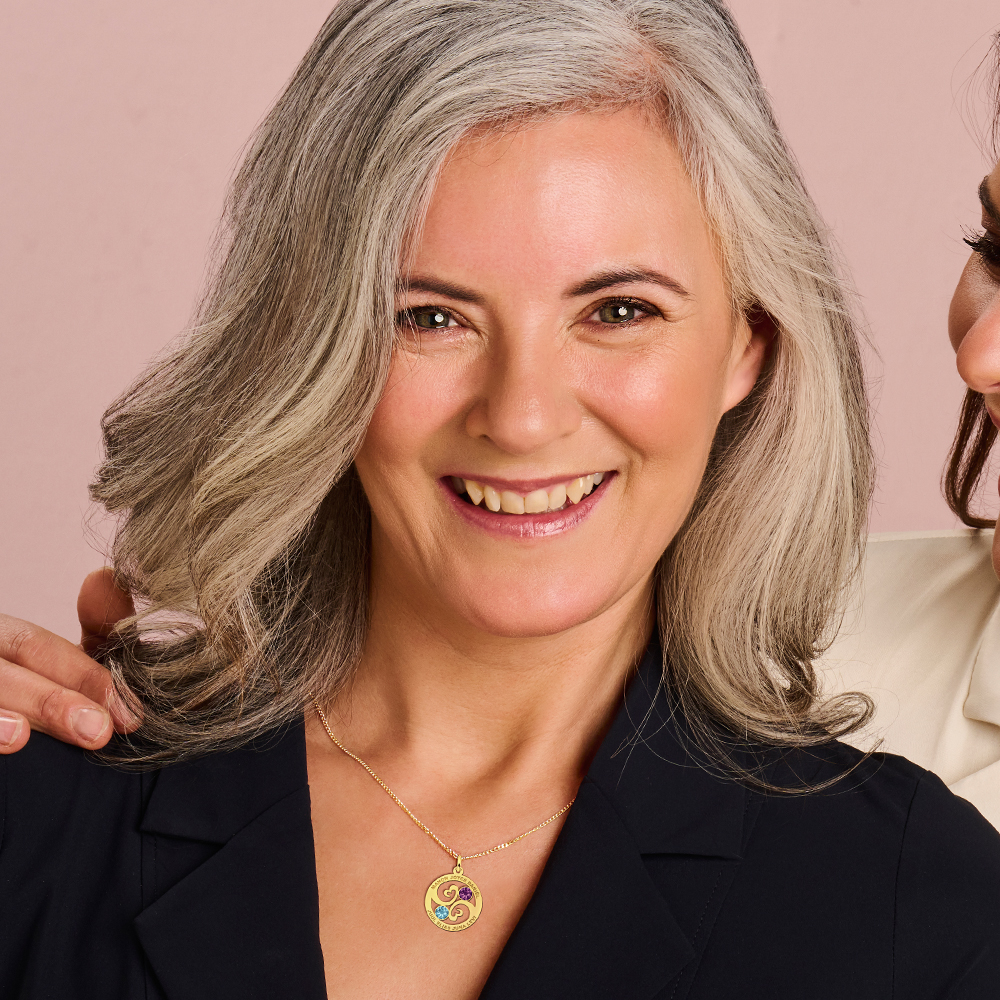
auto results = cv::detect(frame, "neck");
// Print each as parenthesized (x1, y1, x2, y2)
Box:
(326, 562, 655, 817)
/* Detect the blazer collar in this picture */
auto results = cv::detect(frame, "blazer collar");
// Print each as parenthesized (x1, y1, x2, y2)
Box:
(139, 723, 309, 843)
(482, 637, 753, 1000)
(586, 638, 748, 859)
(134, 722, 328, 1000)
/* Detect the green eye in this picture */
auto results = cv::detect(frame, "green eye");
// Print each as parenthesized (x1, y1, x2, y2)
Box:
(598, 302, 637, 324)
(409, 308, 453, 329)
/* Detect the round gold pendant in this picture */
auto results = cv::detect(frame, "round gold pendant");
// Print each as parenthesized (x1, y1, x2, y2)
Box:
(425, 865, 482, 931)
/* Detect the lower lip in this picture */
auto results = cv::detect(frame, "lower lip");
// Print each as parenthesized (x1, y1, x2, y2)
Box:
(441, 475, 614, 539)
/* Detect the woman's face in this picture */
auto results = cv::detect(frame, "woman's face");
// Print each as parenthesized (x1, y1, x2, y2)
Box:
(949, 159, 1000, 575)
(354, 107, 767, 639)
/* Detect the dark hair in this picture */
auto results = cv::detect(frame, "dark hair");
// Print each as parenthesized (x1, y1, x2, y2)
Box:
(944, 389, 997, 527)
(943, 33, 1000, 527)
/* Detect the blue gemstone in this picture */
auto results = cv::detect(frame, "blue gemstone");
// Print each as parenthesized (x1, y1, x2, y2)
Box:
(435, 905, 450, 920)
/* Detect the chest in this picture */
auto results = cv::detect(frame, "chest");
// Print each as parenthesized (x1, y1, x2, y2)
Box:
(307, 752, 563, 1000)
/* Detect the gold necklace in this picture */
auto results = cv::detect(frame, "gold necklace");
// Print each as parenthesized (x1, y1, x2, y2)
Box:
(311, 696, 576, 932)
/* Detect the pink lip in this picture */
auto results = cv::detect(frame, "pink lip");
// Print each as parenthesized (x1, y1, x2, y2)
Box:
(440, 473, 614, 540)
(446, 471, 608, 494)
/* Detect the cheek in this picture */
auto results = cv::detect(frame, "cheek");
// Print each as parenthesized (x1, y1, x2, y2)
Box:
(949, 260, 1000, 354)
(950, 268, 1000, 393)
(949, 262, 982, 353)
(356, 352, 470, 483)
(577, 343, 726, 469)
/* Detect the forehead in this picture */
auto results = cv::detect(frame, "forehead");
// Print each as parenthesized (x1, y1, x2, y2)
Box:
(413, 106, 718, 292)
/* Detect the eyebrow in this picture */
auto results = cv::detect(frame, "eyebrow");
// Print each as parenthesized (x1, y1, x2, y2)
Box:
(565, 267, 690, 299)
(980, 177, 1000, 227)
(400, 276, 486, 306)
(400, 267, 691, 304)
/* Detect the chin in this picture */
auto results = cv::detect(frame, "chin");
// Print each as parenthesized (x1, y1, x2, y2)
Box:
(447, 577, 627, 639)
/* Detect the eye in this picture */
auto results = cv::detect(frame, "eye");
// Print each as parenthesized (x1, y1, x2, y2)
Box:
(600, 302, 637, 323)
(965, 230, 1000, 271)
(399, 306, 459, 330)
(589, 298, 655, 325)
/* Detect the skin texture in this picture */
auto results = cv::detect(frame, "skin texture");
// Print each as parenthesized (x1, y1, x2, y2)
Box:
(948, 160, 1000, 576)
(0, 107, 767, 1000)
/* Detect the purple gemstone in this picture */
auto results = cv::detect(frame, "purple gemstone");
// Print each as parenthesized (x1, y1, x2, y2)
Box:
(458, 886, 473, 901)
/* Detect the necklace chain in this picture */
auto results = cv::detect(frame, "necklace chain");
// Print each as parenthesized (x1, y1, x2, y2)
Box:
(311, 696, 575, 865)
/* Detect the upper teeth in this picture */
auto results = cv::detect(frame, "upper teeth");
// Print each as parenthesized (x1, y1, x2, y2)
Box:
(452, 472, 605, 513)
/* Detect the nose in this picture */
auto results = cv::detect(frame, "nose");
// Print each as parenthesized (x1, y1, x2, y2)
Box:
(465, 327, 581, 455)
(953, 289, 1000, 396)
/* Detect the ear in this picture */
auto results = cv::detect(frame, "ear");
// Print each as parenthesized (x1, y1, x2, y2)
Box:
(721, 308, 775, 413)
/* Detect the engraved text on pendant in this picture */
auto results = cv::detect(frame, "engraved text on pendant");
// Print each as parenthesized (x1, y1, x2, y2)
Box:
(425, 867, 482, 931)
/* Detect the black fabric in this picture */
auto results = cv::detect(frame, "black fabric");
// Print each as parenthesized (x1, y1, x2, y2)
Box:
(2, 638, 999, 999)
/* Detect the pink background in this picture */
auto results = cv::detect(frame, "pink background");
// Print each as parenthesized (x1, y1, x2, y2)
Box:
(3, 1, 1000, 640)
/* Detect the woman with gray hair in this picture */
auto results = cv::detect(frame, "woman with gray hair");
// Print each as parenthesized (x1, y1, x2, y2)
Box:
(0, 1, 997, 997)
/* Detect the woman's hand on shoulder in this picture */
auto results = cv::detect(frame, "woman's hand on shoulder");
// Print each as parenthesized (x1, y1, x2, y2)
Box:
(0, 568, 140, 753)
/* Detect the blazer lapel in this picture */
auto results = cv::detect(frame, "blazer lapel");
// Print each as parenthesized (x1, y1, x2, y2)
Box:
(481, 777, 694, 1000)
(482, 640, 756, 1000)
(133, 722, 327, 1000)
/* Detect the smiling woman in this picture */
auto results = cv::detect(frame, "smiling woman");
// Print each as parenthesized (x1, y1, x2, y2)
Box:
(1, 1, 998, 999)
(83, 13, 868, 772)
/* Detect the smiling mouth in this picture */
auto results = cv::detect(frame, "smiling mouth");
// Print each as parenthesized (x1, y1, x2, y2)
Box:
(448, 473, 607, 514)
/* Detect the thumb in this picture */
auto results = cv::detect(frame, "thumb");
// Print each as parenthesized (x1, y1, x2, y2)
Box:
(78, 567, 135, 654)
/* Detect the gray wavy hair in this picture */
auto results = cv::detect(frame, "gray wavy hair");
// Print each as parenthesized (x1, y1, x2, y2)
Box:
(95, 0, 874, 771)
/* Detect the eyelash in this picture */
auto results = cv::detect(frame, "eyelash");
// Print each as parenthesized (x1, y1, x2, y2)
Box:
(964, 229, 1000, 269)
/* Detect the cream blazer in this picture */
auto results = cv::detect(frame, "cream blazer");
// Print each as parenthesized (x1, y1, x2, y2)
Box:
(819, 529, 1000, 830)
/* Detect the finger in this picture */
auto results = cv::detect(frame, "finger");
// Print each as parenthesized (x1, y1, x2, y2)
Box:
(78, 567, 135, 648)
(0, 657, 113, 749)
(77, 569, 142, 732)
(0, 613, 139, 733)
(0, 711, 29, 754)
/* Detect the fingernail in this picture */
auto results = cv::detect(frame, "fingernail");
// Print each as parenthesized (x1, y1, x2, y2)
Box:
(72, 707, 109, 742)
(0, 714, 22, 746)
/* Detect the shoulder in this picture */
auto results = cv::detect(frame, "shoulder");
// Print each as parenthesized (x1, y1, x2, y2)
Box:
(892, 762, 1000, 993)
(817, 530, 1000, 765)
(831, 528, 998, 654)
(757, 742, 1000, 990)
(760, 738, 1000, 856)
(690, 741, 1000, 997)
(0, 723, 310, 997)
(1, 728, 145, 811)
(0, 731, 148, 871)
(863, 527, 995, 580)
(832, 529, 998, 651)
(0, 721, 308, 859)
(0, 734, 152, 994)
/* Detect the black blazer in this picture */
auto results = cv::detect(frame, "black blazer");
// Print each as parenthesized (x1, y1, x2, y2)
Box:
(2, 641, 1000, 999)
